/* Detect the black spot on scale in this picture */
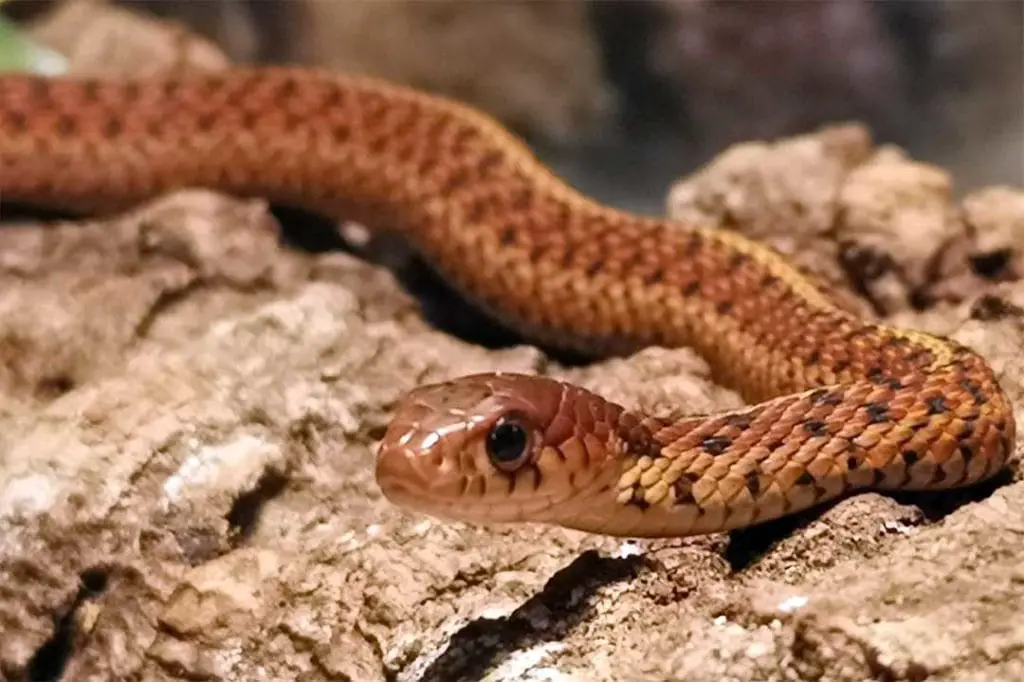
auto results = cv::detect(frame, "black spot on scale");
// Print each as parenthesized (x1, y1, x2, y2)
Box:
(902, 450, 920, 465)
(628, 492, 651, 510)
(464, 199, 489, 225)
(683, 281, 701, 296)
(160, 79, 183, 98)
(808, 350, 822, 365)
(716, 300, 734, 315)
(103, 117, 123, 137)
(644, 268, 666, 285)
(867, 367, 886, 384)
(275, 78, 299, 98)
(424, 115, 450, 140)
(3, 109, 27, 130)
(122, 81, 143, 102)
(959, 378, 988, 404)
(803, 419, 828, 437)
(959, 444, 975, 462)
(441, 168, 472, 194)
(55, 113, 77, 135)
(809, 390, 844, 407)
(796, 471, 815, 486)
(701, 436, 732, 455)
(451, 126, 478, 150)
(745, 471, 761, 495)
(498, 227, 516, 245)
(28, 76, 53, 101)
(864, 402, 890, 424)
(416, 155, 438, 176)
(673, 479, 696, 506)
(477, 151, 505, 175)
(80, 80, 101, 101)
(907, 349, 931, 364)
(926, 396, 949, 416)
(729, 253, 749, 270)
(845, 455, 859, 470)
(239, 109, 261, 130)
(510, 188, 533, 211)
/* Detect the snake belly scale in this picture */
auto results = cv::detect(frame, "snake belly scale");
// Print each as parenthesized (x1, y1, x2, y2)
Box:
(0, 67, 1014, 537)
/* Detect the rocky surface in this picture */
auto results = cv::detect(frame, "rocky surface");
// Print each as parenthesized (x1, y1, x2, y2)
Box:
(2, 127, 1023, 682)
(2, 6, 1024, 682)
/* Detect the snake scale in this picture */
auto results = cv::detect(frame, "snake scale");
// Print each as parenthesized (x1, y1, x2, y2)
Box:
(0, 67, 1015, 537)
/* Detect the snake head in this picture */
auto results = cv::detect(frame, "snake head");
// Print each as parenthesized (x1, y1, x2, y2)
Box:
(375, 373, 627, 528)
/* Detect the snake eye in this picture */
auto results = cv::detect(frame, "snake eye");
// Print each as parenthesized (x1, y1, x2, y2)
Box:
(485, 415, 531, 472)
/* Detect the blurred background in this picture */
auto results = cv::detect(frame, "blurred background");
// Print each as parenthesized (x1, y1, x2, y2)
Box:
(1, 0, 1022, 215)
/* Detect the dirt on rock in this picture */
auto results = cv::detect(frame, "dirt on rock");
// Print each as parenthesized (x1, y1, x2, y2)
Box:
(3, 8, 1024, 682)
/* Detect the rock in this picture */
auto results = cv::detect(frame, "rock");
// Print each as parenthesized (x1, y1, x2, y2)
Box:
(20, 0, 230, 76)
(293, 0, 612, 142)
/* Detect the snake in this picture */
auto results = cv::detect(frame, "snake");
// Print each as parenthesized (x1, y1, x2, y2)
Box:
(0, 66, 1015, 538)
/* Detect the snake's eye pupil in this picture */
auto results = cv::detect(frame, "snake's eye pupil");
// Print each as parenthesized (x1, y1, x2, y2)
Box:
(486, 418, 529, 468)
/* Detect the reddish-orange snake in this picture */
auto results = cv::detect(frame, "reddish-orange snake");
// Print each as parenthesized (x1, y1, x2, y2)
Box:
(0, 67, 1015, 537)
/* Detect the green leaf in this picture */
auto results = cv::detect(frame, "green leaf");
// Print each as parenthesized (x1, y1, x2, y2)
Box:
(0, 14, 68, 74)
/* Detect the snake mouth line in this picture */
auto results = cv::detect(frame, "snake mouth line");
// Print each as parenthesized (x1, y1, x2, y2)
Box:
(377, 477, 565, 524)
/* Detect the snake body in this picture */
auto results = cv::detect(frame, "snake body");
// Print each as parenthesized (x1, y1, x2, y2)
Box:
(0, 67, 1014, 537)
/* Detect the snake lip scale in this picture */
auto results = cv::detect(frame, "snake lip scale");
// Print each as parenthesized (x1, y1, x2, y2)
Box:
(0, 66, 1015, 538)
